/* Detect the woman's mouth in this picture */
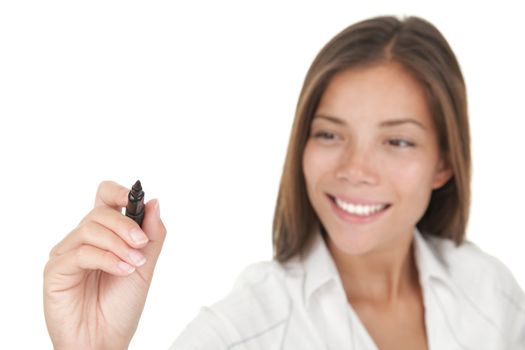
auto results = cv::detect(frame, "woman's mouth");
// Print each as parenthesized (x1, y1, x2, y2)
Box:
(327, 195, 392, 223)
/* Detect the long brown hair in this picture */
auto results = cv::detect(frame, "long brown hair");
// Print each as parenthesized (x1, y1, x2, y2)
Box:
(272, 15, 471, 263)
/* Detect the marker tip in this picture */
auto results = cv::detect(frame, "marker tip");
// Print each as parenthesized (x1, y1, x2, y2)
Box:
(133, 180, 142, 191)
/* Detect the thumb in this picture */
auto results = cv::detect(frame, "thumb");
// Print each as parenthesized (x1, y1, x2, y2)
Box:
(138, 198, 167, 279)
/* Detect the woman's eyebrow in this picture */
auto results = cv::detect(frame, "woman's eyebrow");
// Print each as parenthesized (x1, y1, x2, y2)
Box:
(379, 118, 427, 131)
(313, 114, 427, 131)
(313, 114, 345, 125)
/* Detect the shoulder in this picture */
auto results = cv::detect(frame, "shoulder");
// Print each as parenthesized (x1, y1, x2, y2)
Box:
(171, 260, 293, 348)
(230, 259, 287, 289)
(426, 234, 522, 296)
(425, 235, 525, 343)
(209, 260, 292, 337)
(213, 259, 291, 317)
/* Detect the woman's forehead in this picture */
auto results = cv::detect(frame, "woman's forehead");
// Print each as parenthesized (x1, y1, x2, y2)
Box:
(315, 63, 433, 129)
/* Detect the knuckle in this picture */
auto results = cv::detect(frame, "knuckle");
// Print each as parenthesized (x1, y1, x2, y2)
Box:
(90, 204, 106, 217)
(89, 206, 114, 224)
(78, 208, 94, 225)
(77, 221, 96, 240)
(80, 206, 103, 226)
(75, 245, 91, 263)
(48, 243, 59, 258)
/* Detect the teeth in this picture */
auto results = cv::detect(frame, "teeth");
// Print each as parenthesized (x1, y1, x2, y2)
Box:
(335, 198, 387, 216)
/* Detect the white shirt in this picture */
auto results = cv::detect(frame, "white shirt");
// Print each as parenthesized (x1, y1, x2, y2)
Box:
(170, 227, 525, 349)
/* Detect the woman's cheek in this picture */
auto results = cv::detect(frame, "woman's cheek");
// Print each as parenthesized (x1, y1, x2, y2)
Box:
(303, 142, 339, 176)
(382, 155, 431, 187)
(387, 157, 437, 210)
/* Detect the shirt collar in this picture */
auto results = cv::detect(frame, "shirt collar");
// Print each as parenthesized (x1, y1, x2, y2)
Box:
(300, 224, 345, 308)
(412, 227, 456, 290)
(300, 225, 456, 307)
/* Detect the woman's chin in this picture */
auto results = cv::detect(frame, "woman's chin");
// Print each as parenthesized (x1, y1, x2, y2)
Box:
(325, 230, 381, 256)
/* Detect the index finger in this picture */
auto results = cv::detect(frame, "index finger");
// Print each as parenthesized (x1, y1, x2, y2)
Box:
(94, 180, 130, 210)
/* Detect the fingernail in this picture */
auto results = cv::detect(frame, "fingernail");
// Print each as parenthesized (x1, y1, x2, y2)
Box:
(129, 229, 149, 245)
(128, 250, 147, 267)
(155, 199, 160, 217)
(117, 261, 136, 274)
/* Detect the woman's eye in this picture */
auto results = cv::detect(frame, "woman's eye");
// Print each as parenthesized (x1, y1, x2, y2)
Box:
(313, 131, 336, 140)
(388, 139, 415, 148)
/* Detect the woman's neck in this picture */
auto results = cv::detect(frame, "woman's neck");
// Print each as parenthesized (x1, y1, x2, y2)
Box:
(327, 231, 419, 305)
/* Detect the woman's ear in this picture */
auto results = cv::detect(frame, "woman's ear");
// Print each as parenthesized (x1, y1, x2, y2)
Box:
(432, 158, 453, 190)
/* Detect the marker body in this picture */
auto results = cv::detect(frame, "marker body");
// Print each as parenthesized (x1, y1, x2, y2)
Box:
(126, 180, 145, 227)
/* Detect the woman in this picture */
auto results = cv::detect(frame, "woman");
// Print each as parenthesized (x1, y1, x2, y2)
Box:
(44, 15, 525, 349)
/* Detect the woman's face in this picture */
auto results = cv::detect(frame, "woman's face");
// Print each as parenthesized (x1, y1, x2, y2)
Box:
(302, 62, 452, 256)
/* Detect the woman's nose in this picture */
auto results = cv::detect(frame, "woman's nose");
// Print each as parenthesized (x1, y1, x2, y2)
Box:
(335, 145, 379, 185)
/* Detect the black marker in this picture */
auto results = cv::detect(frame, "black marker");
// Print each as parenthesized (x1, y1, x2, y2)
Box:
(125, 180, 145, 227)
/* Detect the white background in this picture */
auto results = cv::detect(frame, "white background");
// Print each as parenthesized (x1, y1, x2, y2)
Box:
(1, 1, 523, 349)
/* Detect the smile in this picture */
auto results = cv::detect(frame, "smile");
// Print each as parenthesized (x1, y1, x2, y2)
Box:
(335, 198, 388, 216)
(328, 195, 392, 222)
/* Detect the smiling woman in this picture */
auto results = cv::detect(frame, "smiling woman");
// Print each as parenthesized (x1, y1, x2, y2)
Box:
(43, 14, 525, 350)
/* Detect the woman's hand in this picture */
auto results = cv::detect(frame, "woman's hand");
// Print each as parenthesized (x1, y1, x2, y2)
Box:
(43, 181, 167, 350)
